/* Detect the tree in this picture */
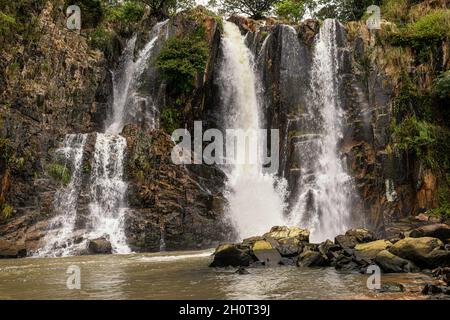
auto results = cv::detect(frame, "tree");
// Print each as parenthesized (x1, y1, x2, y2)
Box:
(314, 0, 383, 22)
(275, 0, 315, 22)
(209, 0, 282, 20)
(136, 0, 194, 18)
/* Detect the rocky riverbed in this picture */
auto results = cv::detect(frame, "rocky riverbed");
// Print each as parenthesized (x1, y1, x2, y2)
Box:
(210, 223, 450, 298)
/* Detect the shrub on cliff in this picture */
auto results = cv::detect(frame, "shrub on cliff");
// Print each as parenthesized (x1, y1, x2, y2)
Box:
(156, 27, 209, 94)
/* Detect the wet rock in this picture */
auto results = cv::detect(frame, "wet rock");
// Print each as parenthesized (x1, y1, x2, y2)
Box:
(374, 250, 419, 273)
(415, 213, 429, 222)
(335, 234, 358, 249)
(422, 284, 450, 295)
(279, 257, 297, 266)
(389, 237, 450, 269)
(318, 239, 341, 260)
(354, 240, 392, 260)
(263, 226, 309, 243)
(87, 238, 112, 254)
(251, 240, 282, 267)
(235, 267, 250, 275)
(345, 228, 376, 243)
(378, 282, 405, 293)
(297, 250, 328, 267)
(410, 224, 450, 241)
(0, 238, 26, 258)
(210, 243, 253, 267)
(274, 237, 303, 257)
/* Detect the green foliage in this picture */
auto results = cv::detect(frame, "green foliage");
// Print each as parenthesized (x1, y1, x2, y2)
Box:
(156, 27, 209, 94)
(433, 71, 450, 100)
(1, 203, 13, 220)
(105, 1, 145, 24)
(428, 184, 450, 219)
(275, 0, 306, 22)
(88, 27, 114, 52)
(160, 106, 182, 134)
(393, 77, 432, 121)
(314, 0, 382, 22)
(47, 163, 71, 185)
(0, 11, 16, 44)
(387, 10, 450, 61)
(209, 0, 281, 20)
(392, 116, 450, 170)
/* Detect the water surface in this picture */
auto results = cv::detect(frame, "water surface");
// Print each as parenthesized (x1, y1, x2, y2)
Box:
(0, 250, 430, 299)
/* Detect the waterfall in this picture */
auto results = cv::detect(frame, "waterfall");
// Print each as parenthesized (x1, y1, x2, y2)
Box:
(35, 134, 87, 257)
(35, 20, 170, 257)
(289, 19, 352, 242)
(219, 21, 286, 240)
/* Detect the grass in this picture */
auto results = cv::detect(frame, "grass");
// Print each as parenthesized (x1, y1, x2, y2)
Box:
(47, 163, 71, 185)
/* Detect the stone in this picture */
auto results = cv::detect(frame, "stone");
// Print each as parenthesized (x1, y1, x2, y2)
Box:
(87, 237, 112, 254)
(414, 213, 429, 222)
(0, 238, 26, 258)
(354, 240, 392, 260)
(263, 226, 309, 242)
(410, 224, 450, 241)
(251, 240, 282, 267)
(297, 250, 328, 267)
(335, 234, 358, 249)
(345, 228, 376, 243)
(374, 250, 419, 273)
(275, 237, 303, 257)
(235, 267, 250, 275)
(378, 282, 405, 293)
(389, 237, 450, 269)
(210, 243, 253, 267)
(422, 284, 450, 295)
(279, 257, 297, 266)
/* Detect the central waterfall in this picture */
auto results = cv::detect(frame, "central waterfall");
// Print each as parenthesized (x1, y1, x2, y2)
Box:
(219, 21, 286, 240)
(36, 20, 169, 257)
(289, 19, 352, 242)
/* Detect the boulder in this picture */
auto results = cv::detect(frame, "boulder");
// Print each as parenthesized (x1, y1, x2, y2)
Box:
(354, 240, 392, 260)
(210, 243, 253, 267)
(297, 250, 328, 267)
(422, 284, 450, 295)
(345, 228, 376, 243)
(319, 239, 341, 260)
(263, 226, 309, 243)
(251, 240, 282, 267)
(0, 238, 26, 258)
(389, 237, 450, 269)
(414, 213, 429, 222)
(275, 237, 303, 257)
(335, 235, 358, 249)
(410, 224, 450, 241)
(374, 250, 419, 273)
(87, 238, 112, 255)
(378, 282, 405, 293)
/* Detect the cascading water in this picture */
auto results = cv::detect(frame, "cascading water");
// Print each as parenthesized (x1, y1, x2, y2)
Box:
(36, 20, 170, 256)
(85, 19, 169, 253)
(219, 21, 286, 240)
(35, 134, 87, 257)
(289, 19, 352, 242)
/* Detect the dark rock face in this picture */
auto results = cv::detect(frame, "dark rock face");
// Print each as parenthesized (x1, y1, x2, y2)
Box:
(0, 238, 26, 258)
(87, 238, 112, 254)
(123, 126, 232, 252)
(210, 244, 253, 267)
(374, 250, 419, 273)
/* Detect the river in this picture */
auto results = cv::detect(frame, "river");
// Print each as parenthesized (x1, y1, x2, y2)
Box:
(0, 250, 431, 299)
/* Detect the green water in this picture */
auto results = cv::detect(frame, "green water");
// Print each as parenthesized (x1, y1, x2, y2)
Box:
(0, 250, 430, 299)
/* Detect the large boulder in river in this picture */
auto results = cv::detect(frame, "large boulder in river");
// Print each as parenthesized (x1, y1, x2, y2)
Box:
(87, 238, 112, 254)
(354, 240, 392, 260)
(263, 226, 309, 243)
(389, 237, 450, 269)
(297, 250, 328, 267)
(410, 224, 450, 241)
(251, 240, 282, 266)
(334, 228, 376, 249)
(374, 250, 419, 273)
(209, 243, 253, 267)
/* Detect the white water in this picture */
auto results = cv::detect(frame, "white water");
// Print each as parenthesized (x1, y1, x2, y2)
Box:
(289, 19, 352, 242)
(36, 21, 170, 256)
(86, 20, 169, 253)
(35, 134, 87, 257)
(219, 21, 286, 240)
